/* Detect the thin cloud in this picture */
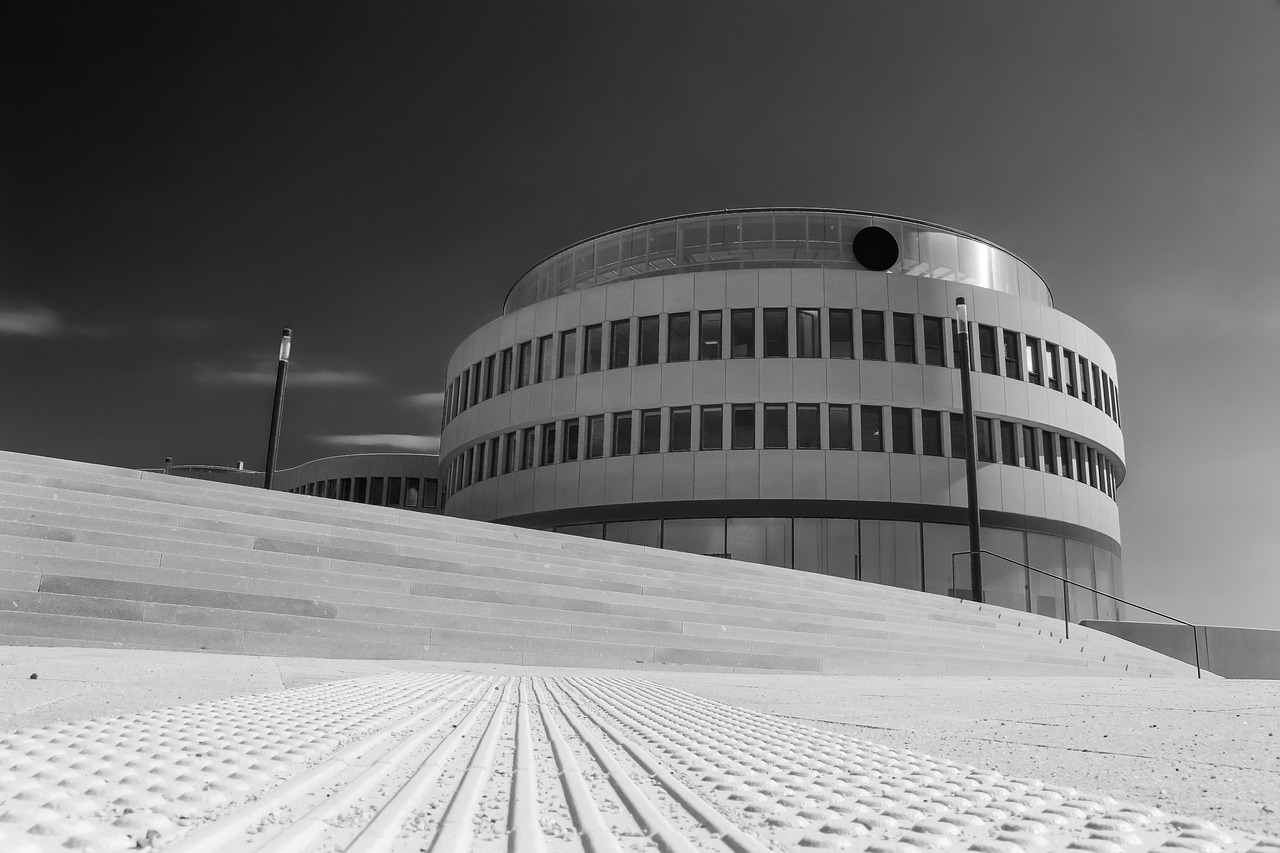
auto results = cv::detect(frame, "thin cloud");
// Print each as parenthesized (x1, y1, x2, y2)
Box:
(0, 306, 63, 337)
(151, 318, 231, 341)
(195, 361, 376, 388)
(401, 391, 445, 408)
(314, 434, 440, 452)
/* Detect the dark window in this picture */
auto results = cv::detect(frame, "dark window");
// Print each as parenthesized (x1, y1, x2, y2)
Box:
(1064, 349, 1077, 396)
(504, 431, 517, 473)
(978, 325, 998, 374)
(1059, 435, 1072, 478)
(976, 417, 994, 462)
(1078, 356, 1091, 404)
(463, 450, 473, 486)
(563, 419, 580, 462)
(612, 413, 632, 456)
(521, 427, 536, 469)
(893, 313, 916, 363)
(1000, 421, 1017, 465)
(483, 355, 495, 400)
(559, 329, 578, 378)
(952, 320, 967, 369)
(667, 313, 690, 362)
(637, 316, 660, 365)
(730, 309, 755, 358)
(1087, 447, 1098, 487)
(1101, 371, 1112, 416)
(1022, 425, 1037, 469)
(541, 423, 557, 465)
(763, 404, 788, 449)
(923, 317, 945, 366)
(517, 341, 532, 388)
(830, 405, 853, 450)
(700, 405, 723, 450)
(763, 308, 788, 357)
(583, 325, 603, 373)
(1045, 343, 1061, 391)
(370, 477, 384, 505)
(731, 404, 755, 449)
(669, 407, 691, 452)
(891, 407, 914, 454)
(639, 409, 662, 453)
(470, 364, 481, 406)
(536, 335, 554, 383)
(1075, 441, 1088, 482)
(499, 348, 513, 393)
(474, 445, 486, 482)
(796, 404, 821, 449)
(327, 478, 337, 498)
(421, 479, 438, 508)
(861, 406, 883, 452)
(1025, 337, 1042, 385)
(861, 311, 885, 361)
(698, 311, 722, 360)
(458, 369, 470, 412)
(922, 410, 943, 456)
(609, 319, 631, 369)
(829, 309, 853, 359)
(1092, 365, 1104, 410)
(386, 477, 402, 506)
(796, 309, 820, 358)
(586, 416, 604, 459)
(1042, 431, 1057, 474)
(950, 413, 967, 459)
(1003, 330, 1021, 379)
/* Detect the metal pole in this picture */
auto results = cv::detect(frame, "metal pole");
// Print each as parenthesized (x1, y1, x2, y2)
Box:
(262, 328, 292, 490)
(955, 299, 984, 602)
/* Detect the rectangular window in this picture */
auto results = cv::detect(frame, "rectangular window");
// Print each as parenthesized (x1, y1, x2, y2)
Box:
(763, 404, 788, 449)
(893, 313, 916, 363)
(976, 417, 994, 462)
(829, 404, 853, 450)
(559, 329, 578, 378)
(521, 427, 536, 470)
(1087, 447, 1098, 487)
(327, 478, 337, 499)
(1078, 356, 1091, 404)
(586, 416, 605, 459)
(1058, 435, 1072, 478)
(536, 335, 554, 383)
(829, 309, 853, 359)
(609, 319, 631, 369)
(1042, 431, 1057, 474)
(1000, 421, 1017, 465)
(923, 316, 945, 366)
(731, 404, 755, 449)
(458, 369, 470, 412)
(640, 408, 662, 454)
(612, 412, 632, 456)
(421, 479, 438, 508)
(763, 308, 788, 357)
(952, 320, 967, 369)
(978, 325, 998, 374)
(891, 407, 914, 454)
(516, 341, 533, 388)
(504, 431, 517, 473)
(1101, 370, 1112, 416)
(1045, 343, 1060, 391)
(669, 407, 691, 452)
(483, 355, 496, 399)
(563, 419, 580, 463)
(1075, 441, 1088, 482)
(355, 477, 369, 502)
(796, 404, 821, 449)
(582, 324, 603, 373)
(386, 477, 402, 506)
(949, 413, 966, 459)
(637, 315, 660, 365)
(730, 309, 755, 358)
(1003, 330, 1021, 379)
(861, 311, 885, 361)
(499, 348, 513, 393)
(796, 309, 820, 358)
(1025, 336, 1042, 385)
(667, 313, 690, 362)
(921, 410, 943, 456)
(1022, 425, 1037, 469)
(1064, 349, 1077, 396)
(698, 311, 722, 360)
(861, 406, 883, 452)
(700, 405, 723, 450)
(472, 363, 483, 405)
(1092, 365, 1104, 410)
(474, 444, 486, 482)
(541, 423, 557, 466)
(370, 477, 384, 505)
(462, 451, 473, 487)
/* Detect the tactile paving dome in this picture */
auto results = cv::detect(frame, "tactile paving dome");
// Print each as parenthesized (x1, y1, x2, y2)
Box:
(0, 673, 1275, 852)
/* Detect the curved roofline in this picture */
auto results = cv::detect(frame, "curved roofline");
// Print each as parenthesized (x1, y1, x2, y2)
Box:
(501, 207, 1053, 308)
(273, 451, 439, 475)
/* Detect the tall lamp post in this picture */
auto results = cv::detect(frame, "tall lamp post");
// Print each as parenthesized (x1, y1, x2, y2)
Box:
(262, 328, 292, 490)
(955, 299, 984, 602)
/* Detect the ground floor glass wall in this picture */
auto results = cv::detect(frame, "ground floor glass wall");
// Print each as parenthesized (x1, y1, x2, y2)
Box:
(553, 516, 1120, 623)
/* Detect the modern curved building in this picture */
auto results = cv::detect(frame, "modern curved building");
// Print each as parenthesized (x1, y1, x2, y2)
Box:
(439, 209, 1125, 621)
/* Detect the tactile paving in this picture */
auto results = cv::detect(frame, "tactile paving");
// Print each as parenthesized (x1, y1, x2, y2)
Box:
(0, 673, 1275, 852)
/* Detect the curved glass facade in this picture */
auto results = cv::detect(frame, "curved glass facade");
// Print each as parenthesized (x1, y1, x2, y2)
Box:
(503, 208, 1052, 314)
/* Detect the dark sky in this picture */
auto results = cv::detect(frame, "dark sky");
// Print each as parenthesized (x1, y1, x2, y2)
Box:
(5, 2, 1280, 628)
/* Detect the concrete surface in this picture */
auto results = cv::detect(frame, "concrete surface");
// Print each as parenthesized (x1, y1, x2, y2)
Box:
(2, 646, 1278, 841)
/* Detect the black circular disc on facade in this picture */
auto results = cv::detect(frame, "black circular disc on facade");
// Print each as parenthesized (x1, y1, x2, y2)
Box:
(852, 226, 900, 271)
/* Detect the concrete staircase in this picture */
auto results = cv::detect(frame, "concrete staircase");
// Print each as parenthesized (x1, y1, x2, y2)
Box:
(0, 450, 1201, 677)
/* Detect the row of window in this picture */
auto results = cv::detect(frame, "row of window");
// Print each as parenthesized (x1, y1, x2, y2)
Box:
(286, 475, 439, 509)
(444, 308, 1122, 430)
(442, 404, 1120, 504)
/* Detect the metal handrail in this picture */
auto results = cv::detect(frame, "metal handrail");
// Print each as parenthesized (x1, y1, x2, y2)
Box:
(951, 549, 1201, 678)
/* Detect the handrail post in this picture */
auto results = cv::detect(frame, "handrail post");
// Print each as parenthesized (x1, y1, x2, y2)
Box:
(1191, 625, 1202, 679)
(1063, 574, 1070, 639)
